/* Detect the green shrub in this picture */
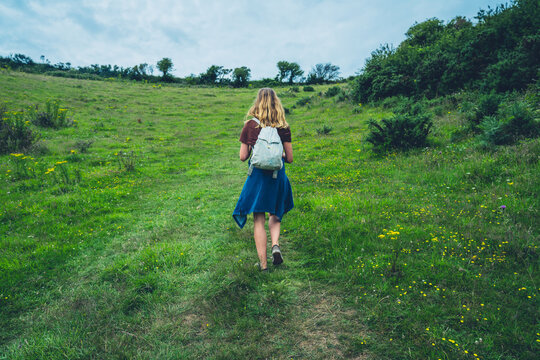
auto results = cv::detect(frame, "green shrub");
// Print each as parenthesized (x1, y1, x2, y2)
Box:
(116, 150, 137, 171)
(303, 86, 315, 92)
(296, 97, 311, 106)
(366, 113, 432, 153)
(0, 106, 40, 154)
(289, 86, 300, 93)
(479, 101, 539, 147)
(29, 100, 73, 128)
(463, 93, 502, 128)
(449, 128, 472, 143)
(380, 95, 411, 109)
(336, 93, 348, 102)
(476, 93, 502, 121)
(74, 139, 94, 153)
(315, 124, 333, 135)
(325, 86, 341, 97)
(501, 101, 539, 139)
(478, 116, 512, 147)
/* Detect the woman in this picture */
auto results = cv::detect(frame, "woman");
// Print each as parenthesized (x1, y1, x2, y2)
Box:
(233, 88, 294, 271)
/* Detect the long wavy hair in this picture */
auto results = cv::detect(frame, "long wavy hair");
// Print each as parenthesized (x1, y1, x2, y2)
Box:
(245, 88, 289, 128)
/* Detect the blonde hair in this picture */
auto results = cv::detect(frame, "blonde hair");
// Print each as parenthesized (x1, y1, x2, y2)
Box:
(245, 88, 289, 128)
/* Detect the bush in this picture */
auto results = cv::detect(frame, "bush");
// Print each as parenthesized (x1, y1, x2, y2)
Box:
(315, 124, 333, 135)
(0, 106, 40, 154)
(336, 93, 348, 102)
(290, 86, 300, 93)
(366, 113, 433, 153)
(29, 100, 73, 128)
(476, 93, 502, 122)
(380, 95, 411, 109)
(296, 97, 312, 106)
(303, 86, 315, 92)
(479, 101, 539, 147)
(116, 150, 137, 171)
(74, 139, 94, 153)
(325, 86, 341, 97)
(478, 116, 512, 146)
(501, 101, 539, 139)
(462, 93, 502, 128)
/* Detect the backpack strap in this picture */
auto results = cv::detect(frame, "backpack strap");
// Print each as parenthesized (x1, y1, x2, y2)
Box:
(247, 118, 259, 177)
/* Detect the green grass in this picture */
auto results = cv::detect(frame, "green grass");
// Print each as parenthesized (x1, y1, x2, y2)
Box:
(0, 71, 538, 359)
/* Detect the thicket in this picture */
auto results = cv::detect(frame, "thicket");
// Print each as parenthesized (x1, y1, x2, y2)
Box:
(352, 0, 539, 102)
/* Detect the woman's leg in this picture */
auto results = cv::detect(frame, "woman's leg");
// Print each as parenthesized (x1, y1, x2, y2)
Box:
(253, 212, 267, 269)
(268, 215, 281, 247)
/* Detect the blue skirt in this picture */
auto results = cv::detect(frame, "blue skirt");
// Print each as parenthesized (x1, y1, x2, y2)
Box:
(232, 161, 294, 228)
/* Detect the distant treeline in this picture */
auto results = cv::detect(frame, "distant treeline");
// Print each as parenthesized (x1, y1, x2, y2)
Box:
(0, 52, 342, 88)
(352, 0, 539, 101)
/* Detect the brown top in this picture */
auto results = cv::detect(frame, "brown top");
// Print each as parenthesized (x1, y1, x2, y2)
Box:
(239, 119, 292, 146)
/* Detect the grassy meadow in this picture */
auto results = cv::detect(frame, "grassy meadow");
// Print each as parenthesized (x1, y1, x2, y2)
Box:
(0, 71, 538, 359)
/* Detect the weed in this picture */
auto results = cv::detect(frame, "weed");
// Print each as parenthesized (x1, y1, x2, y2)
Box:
(116, 150, 137, 171)
(74, 139, 94, 153)
(8, 152, 37, 180)
(44, 160, 82, 189)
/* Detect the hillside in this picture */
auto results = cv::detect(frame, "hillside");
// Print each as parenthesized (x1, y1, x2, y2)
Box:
(1, 71, 538, 359)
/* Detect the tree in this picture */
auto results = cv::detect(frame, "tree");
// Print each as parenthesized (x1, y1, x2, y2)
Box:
(10, 54, 34, 65)
(232, 66, 251, 87)
(200, 65, 231, 85)
(276, 61, 304, 84)
(138, 63, 149, 76)
(306, 63, 341, 84)
(403, 18, 445, 47)
(157, 57, 173, 79)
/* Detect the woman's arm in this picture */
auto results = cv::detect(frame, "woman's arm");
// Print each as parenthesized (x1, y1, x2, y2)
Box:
(282, 142, 293, 163)
(239, 143, 251, 161)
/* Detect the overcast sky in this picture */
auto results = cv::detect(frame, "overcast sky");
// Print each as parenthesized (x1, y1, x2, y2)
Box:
(0, 0, 505, 79)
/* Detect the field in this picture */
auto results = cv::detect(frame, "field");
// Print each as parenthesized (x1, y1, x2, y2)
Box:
(0, 71, 538, 359)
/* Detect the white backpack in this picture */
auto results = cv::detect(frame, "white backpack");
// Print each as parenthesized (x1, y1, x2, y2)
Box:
(248, 118, 283, 179)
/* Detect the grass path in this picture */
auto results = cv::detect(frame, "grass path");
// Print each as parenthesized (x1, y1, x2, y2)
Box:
(5, 147, 367, 359)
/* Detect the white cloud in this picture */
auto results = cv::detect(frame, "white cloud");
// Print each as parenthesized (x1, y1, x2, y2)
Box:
(0, 0, 504, 79)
